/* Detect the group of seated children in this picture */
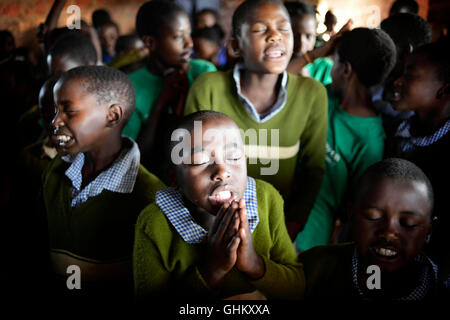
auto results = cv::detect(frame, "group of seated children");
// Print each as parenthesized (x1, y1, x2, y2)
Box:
(5, 0, 449, 302)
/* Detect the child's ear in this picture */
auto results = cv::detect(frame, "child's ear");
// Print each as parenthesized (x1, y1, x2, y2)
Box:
(106, 104, 123, 127)
(230, 37, 241, 56)
(142, 35, 157, 52)
(343, 61, 352, 79)
(436, 83, 450, 99)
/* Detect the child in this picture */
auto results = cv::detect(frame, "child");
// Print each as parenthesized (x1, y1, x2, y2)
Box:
(195, 8, 218, 30)
(133, 111, 304, 300)
(98, 20, 119, 64)
(109, 33, 148, 74)
(386, 39, 450, 282)
(285, 1, 333, 86)
(299, 158, 446, 299)
(41, 65, 165, 299)
(296, 28, 396, 252)
(123, 0, 216, 172)
(372, 13, 432, 132)
(184, 0, 328, 241)
(192, 25, 226, 69)
(389, 0, 419, 16)
(47, 31, 98, 75)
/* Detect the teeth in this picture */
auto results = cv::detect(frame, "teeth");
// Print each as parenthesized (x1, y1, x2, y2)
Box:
(216, 191, 231, 200)
(375, 248, 398, 257)
(266, 51, 282, 57)
(57, 135, 71, 142)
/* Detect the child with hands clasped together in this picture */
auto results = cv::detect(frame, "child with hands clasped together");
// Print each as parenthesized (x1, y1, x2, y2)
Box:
(133, 111, 304, 300)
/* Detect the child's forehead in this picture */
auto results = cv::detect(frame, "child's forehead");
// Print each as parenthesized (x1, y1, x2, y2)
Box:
(247, 2, 289, 22)
(186, 117, 242, 142)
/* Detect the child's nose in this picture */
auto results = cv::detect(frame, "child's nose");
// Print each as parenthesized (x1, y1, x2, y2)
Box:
(379, 217, 400, 241)
(184, 36, 193, 49)
(267, 28, 282, 43)
(211, 162, 231, 181)
(51, 109, 63, 130)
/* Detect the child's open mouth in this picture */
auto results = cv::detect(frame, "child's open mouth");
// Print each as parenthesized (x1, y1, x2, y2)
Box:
(264, 46, 286, 59)
(53, 133, 74, 148)
(372, 246, 399, 259)
(208, 187, 237, 206)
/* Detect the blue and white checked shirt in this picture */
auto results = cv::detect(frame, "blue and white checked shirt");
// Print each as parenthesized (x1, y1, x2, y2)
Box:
(156, 176, 259, 244)
(62, 137, 140, 208)
(233, 63, 288, 123)
(351, 248, 438, 300)
(396, 118, 450, 152)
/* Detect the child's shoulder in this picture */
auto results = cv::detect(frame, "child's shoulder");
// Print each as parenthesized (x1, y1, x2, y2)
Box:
(189, 58, 217, 73)
(135, 165, 166, 193)
(136, 201, 173, 239)
(287, 72, 327, 94)
(191, 68, 230, 86)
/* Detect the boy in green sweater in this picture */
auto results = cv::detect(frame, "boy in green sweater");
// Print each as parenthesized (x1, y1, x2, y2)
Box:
(41, 66, 165, 300)
(299, 158, 448, 300)
(133, 111, 304, 300)
(184, 0, 328, 240)
(296, 28, 396, 251)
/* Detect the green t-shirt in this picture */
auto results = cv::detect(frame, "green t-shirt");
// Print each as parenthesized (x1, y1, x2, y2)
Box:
(304, 57, 333, 86)
(122, 59, 217, 140)
(297, 87, 385, 251)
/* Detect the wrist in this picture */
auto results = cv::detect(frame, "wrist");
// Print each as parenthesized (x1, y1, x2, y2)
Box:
(241, 253, 265, 280)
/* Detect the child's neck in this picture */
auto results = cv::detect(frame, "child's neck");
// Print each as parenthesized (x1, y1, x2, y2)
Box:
(146, 56, 174, 77)
(81, 135, 123, 188)
(413, 102, 450, 136)
(340, 76, 376, 117)
(240, 70, 281, 115)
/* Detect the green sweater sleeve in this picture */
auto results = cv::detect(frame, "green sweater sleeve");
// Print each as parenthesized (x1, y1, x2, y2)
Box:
(250, 180, 305, 299)
(286, 80, 328, 227)
(184, 72, 215, 115)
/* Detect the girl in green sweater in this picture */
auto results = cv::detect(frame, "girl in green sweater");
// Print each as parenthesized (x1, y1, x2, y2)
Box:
(133, 111, 304, 300)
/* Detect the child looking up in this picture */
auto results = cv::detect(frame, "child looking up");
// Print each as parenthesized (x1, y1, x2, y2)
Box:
(296, 28, 396, 252)
(299, 158, 447, 300)
(123, 0, 216, 172)
(386, 39, 450, 282)
(133, 111, 305, 300)
(185, 0, 328, 240)
(41, 66, 165, 299)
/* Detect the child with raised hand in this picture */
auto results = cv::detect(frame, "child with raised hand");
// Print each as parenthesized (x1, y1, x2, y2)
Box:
(386, 39, 450, 282)
(41, 66, 165, 299)
(296, 28, 396, 252)
(133, 111, 304, 300)
(185, 0, 328, 241)
(299, 158, 447, 300)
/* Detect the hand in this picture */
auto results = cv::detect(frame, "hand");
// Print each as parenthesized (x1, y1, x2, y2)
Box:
(199, 201, 241, 288)
(235, 199, 265, 279)
(310, 19, 353, 60)
(157, 68, 189, 110)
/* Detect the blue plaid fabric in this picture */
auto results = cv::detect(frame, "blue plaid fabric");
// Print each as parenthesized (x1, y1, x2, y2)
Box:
(156, 176, 259, 244)
(233, 63, 288, 123)
(61, 137, 140, 208)
(396, 118, 450, 152)
(351, 248, 438, 300)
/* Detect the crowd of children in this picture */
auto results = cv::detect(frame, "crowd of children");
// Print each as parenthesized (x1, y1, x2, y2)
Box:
(1, 0, 449, 304)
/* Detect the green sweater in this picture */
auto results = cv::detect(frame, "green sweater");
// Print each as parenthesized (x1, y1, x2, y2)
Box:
(184, 71, 328, 225)
(123, 59, 217, 140)
(42, 156, 165, 293)
(133, 179, 305, 300)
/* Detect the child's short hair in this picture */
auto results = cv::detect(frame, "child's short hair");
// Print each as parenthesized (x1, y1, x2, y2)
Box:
(232, 0, 287, 38)
(390, 0, 419, 15)
(192, 25, 224, 47)
(136, 0, 185, 38)
(414, 39, 450, 84)
(48, 31, 97, 66)
(336, 28, 396, 88)
(381, 13, 432, 52)
(115, 33, 140, 55)
(92, 8, 112, 30)
(196, 8, 218, 20)
(285, 1, 316, 20)
(59, 65, 136, 124)
(353, 158, 434, 213)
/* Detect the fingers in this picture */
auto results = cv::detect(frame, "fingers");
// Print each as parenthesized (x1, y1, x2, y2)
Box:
(214, 201, 239, 242)
(223, 212, 240, 244)
(226, 235, 241, 256)
(238, 198, 249, 235)
(210, 202, 230, 235)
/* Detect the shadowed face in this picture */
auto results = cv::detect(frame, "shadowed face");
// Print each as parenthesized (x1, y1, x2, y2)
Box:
(174, 117, 247, 216)
(52, 77, 109, 154)
(235, 2, 293, 74)
(352, 176, 432, 274)
(291, 14, 316, 57)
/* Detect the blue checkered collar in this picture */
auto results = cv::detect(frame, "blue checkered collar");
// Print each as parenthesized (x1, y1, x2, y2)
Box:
(396, 118, 450, 152)
(61, 137, 140, 207)
(156, 176, 259, 244)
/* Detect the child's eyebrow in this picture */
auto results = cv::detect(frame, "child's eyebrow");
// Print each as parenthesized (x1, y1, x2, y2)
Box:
(400, 210, 425, 217)
(253, 19, 290, 25)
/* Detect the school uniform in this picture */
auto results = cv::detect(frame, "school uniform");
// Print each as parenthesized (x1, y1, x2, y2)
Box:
(133, 177, 305, 300)
(184, 65, 328, 227)
(41, 137, 165, 296)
